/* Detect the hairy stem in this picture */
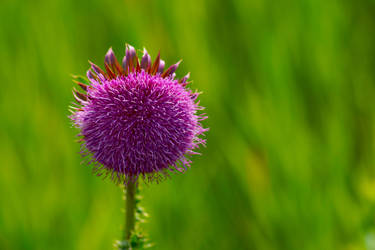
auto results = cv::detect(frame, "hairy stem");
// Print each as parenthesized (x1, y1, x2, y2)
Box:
(124, 180, 136, 241)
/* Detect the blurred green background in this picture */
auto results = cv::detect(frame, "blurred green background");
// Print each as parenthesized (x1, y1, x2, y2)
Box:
(1, 0, 375, 249)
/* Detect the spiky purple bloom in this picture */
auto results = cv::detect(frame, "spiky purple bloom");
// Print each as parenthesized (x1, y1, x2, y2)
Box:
(70, 44, 207, 183)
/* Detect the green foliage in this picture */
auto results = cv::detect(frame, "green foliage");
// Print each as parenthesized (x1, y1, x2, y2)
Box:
(0, 0, 375, 249)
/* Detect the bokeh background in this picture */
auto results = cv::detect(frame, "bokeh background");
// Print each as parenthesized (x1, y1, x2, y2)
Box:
(1, 0, 375, 249)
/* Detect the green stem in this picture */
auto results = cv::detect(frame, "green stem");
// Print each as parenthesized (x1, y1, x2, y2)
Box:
(124, 180, 136, 241)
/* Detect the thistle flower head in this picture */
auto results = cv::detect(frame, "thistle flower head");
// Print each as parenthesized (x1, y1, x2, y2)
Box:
(70, 44, 207, 183)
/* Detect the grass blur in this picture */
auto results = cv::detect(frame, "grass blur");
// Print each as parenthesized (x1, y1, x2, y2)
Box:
(1, 0, 375, 249)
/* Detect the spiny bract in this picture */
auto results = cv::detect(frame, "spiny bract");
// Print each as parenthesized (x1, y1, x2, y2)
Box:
(70, 44, 207, 183)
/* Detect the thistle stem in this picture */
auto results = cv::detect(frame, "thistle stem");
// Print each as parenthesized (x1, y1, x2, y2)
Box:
(124, 180, 136, 241)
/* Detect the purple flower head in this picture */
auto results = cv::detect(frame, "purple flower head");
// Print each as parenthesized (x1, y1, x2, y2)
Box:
(70, 44, 208, 183)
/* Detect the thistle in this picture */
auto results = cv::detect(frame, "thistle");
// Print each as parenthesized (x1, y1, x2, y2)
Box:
(69, 44, 207, 249)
